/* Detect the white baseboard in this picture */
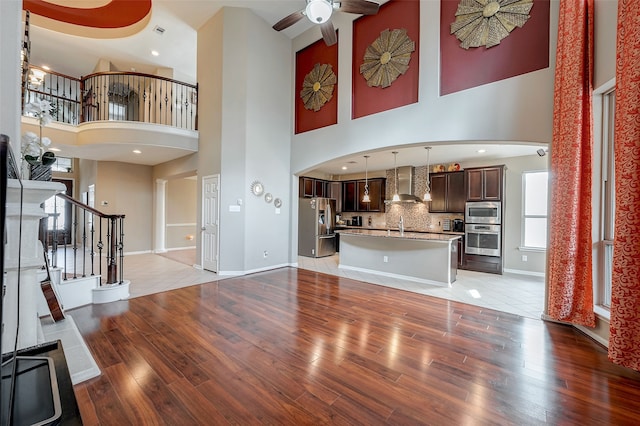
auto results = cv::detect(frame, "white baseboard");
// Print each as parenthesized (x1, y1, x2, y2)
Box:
(339, 264, 447, 287)
(218, 263, 294, 276)
(244, 263, 290, 275)
(542, 313, 610, 348)
(124, 250, 152, 256)
(576, 324, 609, 347)
(503, 268, 546, 278)
(166, 246, 196, 252)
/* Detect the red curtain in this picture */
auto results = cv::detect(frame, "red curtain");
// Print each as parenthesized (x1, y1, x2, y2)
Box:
(546, 0, 595, 327)
(608, 0, 640, 372)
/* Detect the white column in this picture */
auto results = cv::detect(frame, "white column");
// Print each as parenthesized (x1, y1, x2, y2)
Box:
(154, 179, 167, 253)
(3, 179, 65, 353)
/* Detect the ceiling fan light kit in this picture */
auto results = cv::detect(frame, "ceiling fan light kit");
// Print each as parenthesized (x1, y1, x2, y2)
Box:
(306, 0, 334, 24)
(273, 0, 380, 46)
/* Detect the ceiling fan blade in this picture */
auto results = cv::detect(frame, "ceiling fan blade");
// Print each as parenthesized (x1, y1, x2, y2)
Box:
(338, 0, 380, 15)
(272, 9, 305, 31)
(320, 21, 337, 46)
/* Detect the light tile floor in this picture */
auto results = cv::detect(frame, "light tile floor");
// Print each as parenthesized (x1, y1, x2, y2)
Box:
(43, 249, 545, 384)
(297, 254, 545, 320)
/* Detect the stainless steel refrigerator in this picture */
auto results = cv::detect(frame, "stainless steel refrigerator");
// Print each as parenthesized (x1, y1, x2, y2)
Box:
(298, 197, 336, 258)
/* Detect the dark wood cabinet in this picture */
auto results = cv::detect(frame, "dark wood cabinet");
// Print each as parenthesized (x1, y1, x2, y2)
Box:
(299, 177, 329, 198)
(300, 177, 315, 198)
(315, 179, 327, 198)
(342, 181, 357, 212)
(343, 178, 385, 212)
(465, 166, 503, 201)
(429, 174, 447, 212)
(356, 179, 385, 212)
(463, 253, 503, 274)
(429, 171, 464, 213)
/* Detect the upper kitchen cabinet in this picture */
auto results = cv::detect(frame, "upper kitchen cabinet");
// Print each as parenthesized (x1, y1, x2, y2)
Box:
(357, 179, 385, 212)
(343, 178, 385, 212)
(429, 171, 465, 213)
(299, 177, 328, 198)
(465, 166, 504, 201)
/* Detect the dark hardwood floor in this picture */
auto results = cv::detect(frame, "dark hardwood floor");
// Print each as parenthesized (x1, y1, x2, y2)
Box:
(71, 267, 640, 425)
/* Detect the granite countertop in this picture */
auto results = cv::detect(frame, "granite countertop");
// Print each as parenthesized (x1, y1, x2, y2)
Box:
(336, 225, 464, 236)
(338, 228, 461, 241)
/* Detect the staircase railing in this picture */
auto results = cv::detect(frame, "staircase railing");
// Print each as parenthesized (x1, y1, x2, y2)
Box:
(23, 65, 198, 131)
(45, 193, 125, 285)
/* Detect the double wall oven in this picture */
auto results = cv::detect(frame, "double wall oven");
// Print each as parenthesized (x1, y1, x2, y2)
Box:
(464, 201, 501, 257)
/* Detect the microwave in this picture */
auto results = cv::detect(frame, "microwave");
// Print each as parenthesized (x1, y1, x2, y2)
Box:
(465, 201, 501, 225)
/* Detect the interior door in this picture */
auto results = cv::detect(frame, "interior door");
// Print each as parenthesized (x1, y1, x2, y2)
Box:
(202, 175, 219, 272)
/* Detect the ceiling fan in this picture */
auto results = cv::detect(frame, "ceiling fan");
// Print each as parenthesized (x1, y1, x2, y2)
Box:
(272, 0, 380, 46)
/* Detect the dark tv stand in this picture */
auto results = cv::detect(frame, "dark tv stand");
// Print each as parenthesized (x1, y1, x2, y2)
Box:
(2, 340, 82, 425)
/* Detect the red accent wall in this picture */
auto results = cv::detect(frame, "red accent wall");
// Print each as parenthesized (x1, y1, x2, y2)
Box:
(23, 0, 151, 29)
(352, 0, 420, 119)
(440, 0, 550, 96)
(295, 37, 339, 134)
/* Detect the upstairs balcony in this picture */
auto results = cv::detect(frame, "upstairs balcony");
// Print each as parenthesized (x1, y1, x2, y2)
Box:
(22, 66, 199, 165)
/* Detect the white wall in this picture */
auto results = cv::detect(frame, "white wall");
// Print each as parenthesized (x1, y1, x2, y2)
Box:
(197, 8, 292, 274)
(290, 1, 560, 176)
(594, 0, 618, 88)
(0, 1, 22, 154)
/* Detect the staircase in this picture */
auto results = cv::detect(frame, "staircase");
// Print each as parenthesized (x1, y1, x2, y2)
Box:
(44, 193, 129, 309)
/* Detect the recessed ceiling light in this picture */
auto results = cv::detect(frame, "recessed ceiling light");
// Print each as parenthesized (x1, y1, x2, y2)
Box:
(341, 166, 348, 170)
(151, 50, 159, 57)
(49, 147, 60, 152)
(477, 149, 487, 153)
(133, 149, 142, 154)
(42, 65, 50, 71)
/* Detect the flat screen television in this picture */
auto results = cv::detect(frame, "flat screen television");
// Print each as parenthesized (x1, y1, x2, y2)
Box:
(1, 357, 62, 425)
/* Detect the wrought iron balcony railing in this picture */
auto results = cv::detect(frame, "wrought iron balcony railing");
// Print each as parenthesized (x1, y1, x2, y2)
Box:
(23, 65, 198, 131)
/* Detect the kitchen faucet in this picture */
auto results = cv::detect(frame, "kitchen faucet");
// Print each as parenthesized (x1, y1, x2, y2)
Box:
(399, 216, 404, 235)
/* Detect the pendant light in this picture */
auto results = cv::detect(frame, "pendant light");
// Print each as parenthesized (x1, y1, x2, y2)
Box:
(392, 151, 400, 202)
(362, 155, 371, 202)
(423, 147, 432, 201)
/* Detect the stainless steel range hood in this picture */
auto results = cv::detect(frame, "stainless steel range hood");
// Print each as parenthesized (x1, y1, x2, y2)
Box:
(386, 166, 423, 204)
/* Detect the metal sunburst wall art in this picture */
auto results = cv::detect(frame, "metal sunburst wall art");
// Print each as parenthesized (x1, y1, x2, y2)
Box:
(360, 28, 415, 89)
(300, 63, 337, 112)
(450, 0, 534, 49)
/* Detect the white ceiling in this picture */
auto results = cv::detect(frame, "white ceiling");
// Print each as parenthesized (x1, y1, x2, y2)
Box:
(25, 0, 548, 171)
(311, 142, 547, 176)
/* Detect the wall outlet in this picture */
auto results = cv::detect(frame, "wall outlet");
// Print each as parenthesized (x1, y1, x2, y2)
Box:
(521, 255, 528, 262)
(263, 250, 268, 258)
(383, 256, 388, 263)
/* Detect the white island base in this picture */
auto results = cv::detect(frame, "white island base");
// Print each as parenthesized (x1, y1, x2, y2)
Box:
(338, 230, 460, 287)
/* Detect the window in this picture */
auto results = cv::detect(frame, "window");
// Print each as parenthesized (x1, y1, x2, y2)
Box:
(108, 101, 126, 120)
(51, 156, 72, 172)
(600, 87, 616, 309)
(522, 171, 549, 249)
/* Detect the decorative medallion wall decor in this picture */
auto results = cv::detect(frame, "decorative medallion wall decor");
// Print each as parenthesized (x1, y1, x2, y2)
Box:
(300, 63, 337, 112)
(352, 0, 420, 119)
(450, 0, 534, 49)
(295, 37, 338, 133)
(360, 28, 415, 88)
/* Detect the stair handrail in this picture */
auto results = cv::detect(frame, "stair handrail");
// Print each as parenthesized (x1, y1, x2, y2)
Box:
(51, 193, 125, 285)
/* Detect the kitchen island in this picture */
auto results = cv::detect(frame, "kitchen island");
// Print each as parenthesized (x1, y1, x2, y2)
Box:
(338, 229, 461, 286)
